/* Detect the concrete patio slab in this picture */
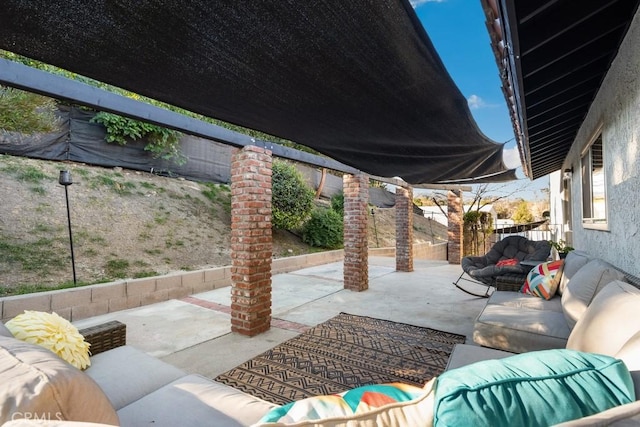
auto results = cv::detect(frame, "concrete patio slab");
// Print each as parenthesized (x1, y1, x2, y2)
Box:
(74, 257, 486, 379)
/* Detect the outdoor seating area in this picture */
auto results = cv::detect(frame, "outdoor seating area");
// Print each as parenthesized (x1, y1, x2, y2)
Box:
(3, 254, 640, 426)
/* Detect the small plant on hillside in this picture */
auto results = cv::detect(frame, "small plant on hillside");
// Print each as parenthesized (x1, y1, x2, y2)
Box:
(104, 259, 129, 279)
(0, 87, 58, 133)
(271, 160, 314, 229)
(302, 208, 344, 249)
(16, 166, 50, 183)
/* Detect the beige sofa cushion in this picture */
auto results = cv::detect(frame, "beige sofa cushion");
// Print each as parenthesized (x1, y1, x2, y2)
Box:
(557, 250, 591, 295)
(117, 374, 276, 427)
(0, 336, 118, 425)
(567, 280, 640, 357)
(561, 259, 625, 329)
(85, 345, 185, 411)
(473, 304, 570, 353)
(487, 291, 563, 312)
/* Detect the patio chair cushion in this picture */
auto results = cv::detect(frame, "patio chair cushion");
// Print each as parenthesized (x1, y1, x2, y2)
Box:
(255, 379, 436, 426)
(0, 336, 119, 425)
(433, 349, 634, 427)
(521, 260, 564, 300)
(561, 259, 625, 328)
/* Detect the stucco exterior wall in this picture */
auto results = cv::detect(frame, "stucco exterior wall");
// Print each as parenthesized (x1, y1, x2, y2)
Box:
(562, 8, 640, 277)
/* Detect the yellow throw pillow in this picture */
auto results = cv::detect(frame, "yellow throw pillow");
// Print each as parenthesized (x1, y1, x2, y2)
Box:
(6, 311, 91, 370)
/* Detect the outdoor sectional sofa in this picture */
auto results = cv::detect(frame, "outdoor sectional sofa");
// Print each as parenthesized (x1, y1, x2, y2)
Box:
(2, 249, 640, 426)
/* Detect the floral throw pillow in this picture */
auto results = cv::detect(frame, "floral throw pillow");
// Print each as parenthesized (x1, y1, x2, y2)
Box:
(6, 311, 91, 369)
(520, 260, 564, 300)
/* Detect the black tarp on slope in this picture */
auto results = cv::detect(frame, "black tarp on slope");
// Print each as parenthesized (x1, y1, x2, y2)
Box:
(0, 106, 234, 184)
(0, 0, 515, 184)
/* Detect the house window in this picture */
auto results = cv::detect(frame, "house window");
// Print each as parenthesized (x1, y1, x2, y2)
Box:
(581, 132, 607, 228)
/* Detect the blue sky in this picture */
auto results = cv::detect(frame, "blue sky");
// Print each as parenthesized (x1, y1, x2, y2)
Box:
(410, 0, 550, 200)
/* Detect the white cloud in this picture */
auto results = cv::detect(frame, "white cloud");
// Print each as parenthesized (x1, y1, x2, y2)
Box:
(467, 94, 487, 110)
(409, 0, 445, 8)
(502, 146, 522, 169)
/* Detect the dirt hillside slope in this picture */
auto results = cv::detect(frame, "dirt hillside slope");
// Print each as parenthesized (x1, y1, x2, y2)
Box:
(0, 154, 447, 294)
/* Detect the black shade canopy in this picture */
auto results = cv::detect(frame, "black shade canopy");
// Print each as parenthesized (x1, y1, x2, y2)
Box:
(0, 0, 515, 184)
(485, 0, 640, 180)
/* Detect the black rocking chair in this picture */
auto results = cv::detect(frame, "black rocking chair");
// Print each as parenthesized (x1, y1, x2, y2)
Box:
(453, 236, 551, 298)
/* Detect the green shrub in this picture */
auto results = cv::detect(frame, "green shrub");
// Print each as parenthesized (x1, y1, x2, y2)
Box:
(302, 208, 344, 249)
(271, 160, 314, 229)
(91, 112, 186, 165)
(330, 192, 344, 216)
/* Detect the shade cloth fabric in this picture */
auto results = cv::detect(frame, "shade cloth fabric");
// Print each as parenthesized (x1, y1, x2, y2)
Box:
(0, 0, 514, 184)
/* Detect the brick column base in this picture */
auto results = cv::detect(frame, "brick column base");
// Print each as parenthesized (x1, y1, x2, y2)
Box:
(230, 146, 272, 336)
(396, 186, 414, 272)
(447, 190, 463, 264)
(343, 174, 368, 291)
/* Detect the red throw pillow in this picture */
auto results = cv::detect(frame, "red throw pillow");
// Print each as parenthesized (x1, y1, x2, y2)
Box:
(496, 258, 519, 267)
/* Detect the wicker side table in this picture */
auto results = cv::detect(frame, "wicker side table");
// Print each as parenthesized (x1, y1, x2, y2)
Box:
(79, 320, 126, 355)
(495, 273, 528, 292)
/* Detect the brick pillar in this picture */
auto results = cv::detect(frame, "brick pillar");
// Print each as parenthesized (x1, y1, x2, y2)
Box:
(447, 189, 463, 264)
(395, 186, 414, 272)
(230, 146, 272, 336)
(343, 173, 368, 291)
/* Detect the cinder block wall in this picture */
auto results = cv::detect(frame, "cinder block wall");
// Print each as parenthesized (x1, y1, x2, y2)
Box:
(0, 246, 446, 324)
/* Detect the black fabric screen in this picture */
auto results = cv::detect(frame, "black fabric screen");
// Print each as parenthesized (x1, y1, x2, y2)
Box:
(0, 0, 514, 184)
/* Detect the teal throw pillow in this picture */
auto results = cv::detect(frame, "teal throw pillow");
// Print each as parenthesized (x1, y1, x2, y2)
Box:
(434, 349, 634, 427)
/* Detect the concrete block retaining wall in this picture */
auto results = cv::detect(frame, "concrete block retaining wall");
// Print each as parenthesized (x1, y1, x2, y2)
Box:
(0, 243, 446, 323)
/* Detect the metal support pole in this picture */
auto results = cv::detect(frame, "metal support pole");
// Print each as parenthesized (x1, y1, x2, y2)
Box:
(64, 185, 77, 284)
(371, 208, 379, 248)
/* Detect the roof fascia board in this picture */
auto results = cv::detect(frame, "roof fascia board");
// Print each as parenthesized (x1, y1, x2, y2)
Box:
(498, 0, 533, 178)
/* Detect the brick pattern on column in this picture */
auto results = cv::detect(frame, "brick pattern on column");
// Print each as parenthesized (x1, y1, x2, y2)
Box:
(230, 146, 272, 336)
(395, 186, 414, 272)
(447, 190, 463, 264)
(343, 174, 369, 291)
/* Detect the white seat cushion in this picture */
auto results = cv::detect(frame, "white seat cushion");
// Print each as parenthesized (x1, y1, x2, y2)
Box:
(85, 345, 185, 410)
(117, 374, 276, 427)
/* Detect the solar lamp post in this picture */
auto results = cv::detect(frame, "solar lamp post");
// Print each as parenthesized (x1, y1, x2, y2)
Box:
(59, 170, 77, 285)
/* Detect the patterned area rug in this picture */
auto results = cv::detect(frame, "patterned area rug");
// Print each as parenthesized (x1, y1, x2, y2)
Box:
(214, 312, 465, 405)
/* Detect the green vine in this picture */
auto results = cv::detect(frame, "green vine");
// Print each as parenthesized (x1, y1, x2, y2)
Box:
(91, 112, 186, 165)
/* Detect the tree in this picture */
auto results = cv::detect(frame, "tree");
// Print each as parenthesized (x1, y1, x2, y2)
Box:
(271, 160, 315, 229)
(512, 200, 534, 223)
